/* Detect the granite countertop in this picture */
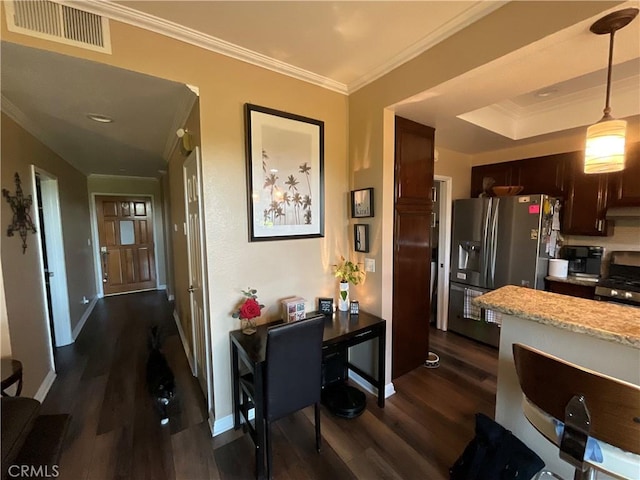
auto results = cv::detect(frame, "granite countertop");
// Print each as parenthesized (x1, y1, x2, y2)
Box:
(473, 286, 640, 349)
(545, 275, 599, 287)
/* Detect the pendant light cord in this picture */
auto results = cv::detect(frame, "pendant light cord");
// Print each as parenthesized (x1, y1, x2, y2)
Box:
(603, 29, 615, 119)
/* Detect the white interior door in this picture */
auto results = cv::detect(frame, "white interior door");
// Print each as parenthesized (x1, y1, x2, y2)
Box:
(183, 148, 212, 406)
(33, 167, 73, 348)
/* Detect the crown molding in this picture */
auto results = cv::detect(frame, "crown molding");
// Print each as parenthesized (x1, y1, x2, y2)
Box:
(61, 1, 507, 96)
(60, 0, 348, 95)
(347, 1, 508, 93)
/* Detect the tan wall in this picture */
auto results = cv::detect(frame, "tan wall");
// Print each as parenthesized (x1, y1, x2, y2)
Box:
(1, 114, 95, 396)
(1, 15, 348, 420)
(87, 175, 168, 288)
(434, 147, 473, 201)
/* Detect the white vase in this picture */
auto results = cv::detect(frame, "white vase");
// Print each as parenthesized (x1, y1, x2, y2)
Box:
(338, 282, 349, 311)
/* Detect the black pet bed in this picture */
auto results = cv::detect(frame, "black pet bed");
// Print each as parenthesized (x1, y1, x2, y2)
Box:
(321, 384, 366, 419)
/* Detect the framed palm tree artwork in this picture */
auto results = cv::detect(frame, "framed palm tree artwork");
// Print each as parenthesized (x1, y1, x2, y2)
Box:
(245, 104, 325, 241)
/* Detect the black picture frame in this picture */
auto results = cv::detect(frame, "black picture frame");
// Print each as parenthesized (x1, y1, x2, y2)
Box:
(245, 103, 325, 241)
(351, 187, 374, 218)
(354, 224, 369, 253)
(318, 297, 334, 315)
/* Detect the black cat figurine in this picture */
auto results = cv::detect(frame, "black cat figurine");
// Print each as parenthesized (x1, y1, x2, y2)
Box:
(146, 326, 175, 425)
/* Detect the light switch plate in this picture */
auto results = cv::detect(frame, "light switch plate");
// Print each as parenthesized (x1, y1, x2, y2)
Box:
(365, 258, 375, 272)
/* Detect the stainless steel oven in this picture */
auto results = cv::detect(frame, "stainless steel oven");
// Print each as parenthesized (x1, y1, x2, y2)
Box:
(594, 251, 640, 307)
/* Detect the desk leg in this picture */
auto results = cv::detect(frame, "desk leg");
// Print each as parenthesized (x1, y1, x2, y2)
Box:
(231, 341, 240, 430)
(377, 325, 386, 408)
(254, 365, 266, 480)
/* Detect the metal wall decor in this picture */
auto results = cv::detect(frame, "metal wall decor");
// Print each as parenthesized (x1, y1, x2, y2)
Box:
(2, 173, 37, 254)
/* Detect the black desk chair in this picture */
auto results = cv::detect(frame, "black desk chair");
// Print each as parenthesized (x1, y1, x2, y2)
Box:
(512, 343, 640, 480)
(240, 315, 324, 479)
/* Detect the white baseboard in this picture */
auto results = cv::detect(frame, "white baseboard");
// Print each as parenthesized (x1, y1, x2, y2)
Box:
(213, 409, 254, 437)
(34, 369, 56, 402)
(73, 296, 98, 340)
(348, 370, 395, 399)
(167, 294, 175, 301)
(173, 310, 194, 374)
(158, 284, 167, 290)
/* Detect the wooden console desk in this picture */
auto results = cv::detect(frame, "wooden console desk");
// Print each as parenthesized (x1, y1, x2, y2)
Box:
(229, 310, 386, 479)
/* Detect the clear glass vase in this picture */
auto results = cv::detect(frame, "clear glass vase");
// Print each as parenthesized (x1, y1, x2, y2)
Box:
(241, 317, 257, 335)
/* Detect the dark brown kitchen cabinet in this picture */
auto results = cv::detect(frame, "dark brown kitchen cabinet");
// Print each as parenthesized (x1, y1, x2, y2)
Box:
(513, 153, 568, 197)
(470, 153, 568, 198)
(609, 142, 640, 207)
(545, 279, 595, 299)
(470, 162, 514, 197)
(562, 151, 611, 236)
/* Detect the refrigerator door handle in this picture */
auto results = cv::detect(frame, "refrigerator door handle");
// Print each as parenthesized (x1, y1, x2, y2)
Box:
(481, 198, 491, 286)
(489, 198, 500, 288)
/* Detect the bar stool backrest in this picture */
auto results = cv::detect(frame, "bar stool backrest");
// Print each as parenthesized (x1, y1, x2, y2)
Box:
(512, 343, 640, 457)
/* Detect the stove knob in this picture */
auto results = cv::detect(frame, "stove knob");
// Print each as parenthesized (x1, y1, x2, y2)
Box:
(624, 292, 633, 299)
(611, 290, 619, 296)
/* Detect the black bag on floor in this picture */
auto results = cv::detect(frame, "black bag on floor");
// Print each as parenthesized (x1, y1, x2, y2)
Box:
(450, 413, 545, 480)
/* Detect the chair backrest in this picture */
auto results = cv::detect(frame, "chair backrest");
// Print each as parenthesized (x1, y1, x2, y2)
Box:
(265, 315, 325, 422)
(512, 343, 640, 456)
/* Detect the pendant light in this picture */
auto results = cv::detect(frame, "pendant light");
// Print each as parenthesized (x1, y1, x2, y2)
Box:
(584, 8, 638, 174)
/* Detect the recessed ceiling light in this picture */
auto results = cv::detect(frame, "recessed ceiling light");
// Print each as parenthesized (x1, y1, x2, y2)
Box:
(87, 113, 113, 123)
(535, 88, 558, 98)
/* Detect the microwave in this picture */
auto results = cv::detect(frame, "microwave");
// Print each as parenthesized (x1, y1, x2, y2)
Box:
(562, 246, 603, 277)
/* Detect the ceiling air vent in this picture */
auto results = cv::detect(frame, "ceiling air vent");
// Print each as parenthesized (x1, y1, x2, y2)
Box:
(4, 0, 111, 54)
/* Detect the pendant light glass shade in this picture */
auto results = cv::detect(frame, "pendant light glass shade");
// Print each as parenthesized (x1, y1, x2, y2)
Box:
(583, 8, 638, 174)
(584, 118, 626, 173)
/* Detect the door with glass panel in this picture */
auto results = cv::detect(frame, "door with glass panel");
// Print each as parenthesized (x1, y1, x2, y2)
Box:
(96, 196, 156, 295)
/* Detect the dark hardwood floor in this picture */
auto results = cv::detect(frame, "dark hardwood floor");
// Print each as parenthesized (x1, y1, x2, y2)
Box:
(42, 291, 497, 479)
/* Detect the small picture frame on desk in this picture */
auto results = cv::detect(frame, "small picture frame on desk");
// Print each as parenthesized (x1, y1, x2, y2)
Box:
(349, 300, 359, 316)
(318, 297, 334, 316)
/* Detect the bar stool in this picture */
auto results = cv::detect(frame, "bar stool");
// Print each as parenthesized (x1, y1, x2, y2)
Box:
(512, 343, 640, 480)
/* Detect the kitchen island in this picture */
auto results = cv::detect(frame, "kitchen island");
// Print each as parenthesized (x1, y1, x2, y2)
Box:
(474, 286, 640, 479)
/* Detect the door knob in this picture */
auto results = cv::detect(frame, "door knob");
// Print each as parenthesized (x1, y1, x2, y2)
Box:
(188, 286, 196, 293)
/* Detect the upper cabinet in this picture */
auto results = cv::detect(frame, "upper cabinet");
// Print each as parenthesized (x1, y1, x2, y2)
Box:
(609, 142, 640, 207)
(470, 142, 639, 236)
(513, 153, 568, 198)
(470, 162, 515, 198)
(470, 153, 568, 199)
(562, 151, 611, 236)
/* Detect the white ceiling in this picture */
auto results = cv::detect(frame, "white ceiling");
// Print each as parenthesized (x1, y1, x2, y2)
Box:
(1, 1, 639, 177)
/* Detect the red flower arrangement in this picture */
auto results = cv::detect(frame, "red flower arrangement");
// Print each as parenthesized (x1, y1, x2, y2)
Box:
(232, 288, 264, 334)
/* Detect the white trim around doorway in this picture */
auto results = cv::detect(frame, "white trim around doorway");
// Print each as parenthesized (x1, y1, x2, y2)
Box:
(434, 175, 452, 331)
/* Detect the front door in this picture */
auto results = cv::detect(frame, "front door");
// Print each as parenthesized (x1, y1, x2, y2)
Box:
(96, 196, 156, 295)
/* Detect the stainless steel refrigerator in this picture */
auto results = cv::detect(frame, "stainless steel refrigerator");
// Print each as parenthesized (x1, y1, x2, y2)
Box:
(448, 194, 559, 347)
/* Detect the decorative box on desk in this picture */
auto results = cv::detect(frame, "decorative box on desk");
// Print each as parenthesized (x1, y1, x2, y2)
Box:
(280, 296, 306, 322)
